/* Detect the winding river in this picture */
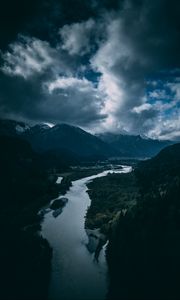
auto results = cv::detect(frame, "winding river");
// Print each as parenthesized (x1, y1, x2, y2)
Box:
(41, 166, 132, 300)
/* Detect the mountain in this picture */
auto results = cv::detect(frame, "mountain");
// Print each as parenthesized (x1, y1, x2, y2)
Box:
(23, 123, 116, 159)
(136, 142, 180, 187)
(0, 119, 30, 136)
(107, 142, 180, 300)
(0, 119, 115, 160)
(0, 119, 173, 160)
(97, 132, 173, 158)
(143, 142, 180, 167)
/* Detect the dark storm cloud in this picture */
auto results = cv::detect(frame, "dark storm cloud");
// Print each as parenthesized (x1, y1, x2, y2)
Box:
(0, 70, 106, 126)
(0, 0, 126, 51)
(0, 0, 180, 138)
(0, 36, 106, 126)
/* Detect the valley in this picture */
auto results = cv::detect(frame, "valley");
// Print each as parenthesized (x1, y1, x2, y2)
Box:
(0, 2, 179, 299)
(0, 118, 180, 300)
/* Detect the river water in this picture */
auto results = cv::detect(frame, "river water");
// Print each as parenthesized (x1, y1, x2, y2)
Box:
(41, 166, 132, 300)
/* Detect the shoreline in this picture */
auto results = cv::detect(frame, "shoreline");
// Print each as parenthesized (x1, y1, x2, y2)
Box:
(85, 228, 107, 261)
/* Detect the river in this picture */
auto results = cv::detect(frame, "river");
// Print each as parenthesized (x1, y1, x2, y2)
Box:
(41, 166, 132, 300)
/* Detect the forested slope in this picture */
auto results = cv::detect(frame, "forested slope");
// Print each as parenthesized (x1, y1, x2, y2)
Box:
(107, 143, 180, 300)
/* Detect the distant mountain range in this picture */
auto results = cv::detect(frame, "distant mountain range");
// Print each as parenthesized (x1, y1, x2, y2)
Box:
(97, 132, 172, 158)
(0, 119, 174, 160)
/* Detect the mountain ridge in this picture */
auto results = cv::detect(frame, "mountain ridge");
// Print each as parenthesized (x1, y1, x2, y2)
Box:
(0, 118, 174, 159)
(97, 132, 173, 158)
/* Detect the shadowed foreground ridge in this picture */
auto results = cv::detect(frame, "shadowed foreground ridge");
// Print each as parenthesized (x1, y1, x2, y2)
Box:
(107, 143, 180, 300)
(0, 135, 59, 300)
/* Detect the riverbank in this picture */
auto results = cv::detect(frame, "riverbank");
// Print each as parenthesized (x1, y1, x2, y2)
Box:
(38, 167, 110, 219)
(85, 228, 107, 261)
(85, 171, 139, 235)
(83, 168, 139, 264)
(56, 166, 122, 195)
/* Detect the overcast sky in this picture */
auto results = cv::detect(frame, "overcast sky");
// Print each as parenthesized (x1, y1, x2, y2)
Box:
(0, 0, 180, 140)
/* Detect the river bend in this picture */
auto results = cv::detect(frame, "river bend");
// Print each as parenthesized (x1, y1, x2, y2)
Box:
(41, 166, 132, 300)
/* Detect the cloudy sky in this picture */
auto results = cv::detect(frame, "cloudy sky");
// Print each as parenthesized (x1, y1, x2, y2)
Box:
(0, 0, 180, 140)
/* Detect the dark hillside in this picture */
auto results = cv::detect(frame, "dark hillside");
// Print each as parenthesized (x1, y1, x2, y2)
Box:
(107, 143, 180, 300)
(0, 136, 59, 300)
